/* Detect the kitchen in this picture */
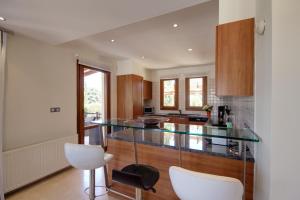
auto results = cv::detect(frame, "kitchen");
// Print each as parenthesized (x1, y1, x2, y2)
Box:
(4, 0, 296, 199)
(101, 3, 257, 199)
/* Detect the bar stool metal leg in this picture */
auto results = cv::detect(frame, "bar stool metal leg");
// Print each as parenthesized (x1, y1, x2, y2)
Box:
(89, 169, 96, 200)
(104, 165, 109, 187)
(135, 188, 142, 200)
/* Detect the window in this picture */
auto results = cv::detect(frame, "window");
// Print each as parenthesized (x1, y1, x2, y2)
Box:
(185, 77, 207, 110)
(160, 79, 178, 110)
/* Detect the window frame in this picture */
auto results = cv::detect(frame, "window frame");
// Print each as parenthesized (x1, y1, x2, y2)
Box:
(160, 78, 179, 110)
(185, 76, 207, 111)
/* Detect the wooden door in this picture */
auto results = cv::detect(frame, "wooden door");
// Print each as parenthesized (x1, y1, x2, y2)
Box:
(77, 61, 111, 144)
(77, 62, 84, 144)
(216, 18, 254, 96)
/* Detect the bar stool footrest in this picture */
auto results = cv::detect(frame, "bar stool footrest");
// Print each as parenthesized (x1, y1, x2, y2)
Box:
(84, 186, 109, 197)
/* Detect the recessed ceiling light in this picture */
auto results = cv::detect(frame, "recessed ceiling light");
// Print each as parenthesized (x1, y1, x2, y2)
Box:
(0, 16, 6, 21)
(110, 39, 115, 43)
(141, 56, 145, 59)
(188, 48, 193, 52)
(173, 23, 178, 28)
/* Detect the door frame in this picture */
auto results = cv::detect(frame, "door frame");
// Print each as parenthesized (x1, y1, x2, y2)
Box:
(76, 60, 111, 144)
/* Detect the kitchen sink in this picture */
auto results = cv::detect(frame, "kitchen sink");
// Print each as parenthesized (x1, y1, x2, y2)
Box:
(167, 113, 188, 116)
(210, 123, 228, 128)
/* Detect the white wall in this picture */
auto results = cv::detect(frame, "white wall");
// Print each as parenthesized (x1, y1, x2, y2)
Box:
(4, 34, 117, 151)
(254, 0, 300, 199)
(254, 0, 272, 199)
(219, 0, 255, 24)
(270, 1, 300, 199)
(150, 65, 213, 114)
(117, 59, 152, 81)
(0, 31, 7, 200)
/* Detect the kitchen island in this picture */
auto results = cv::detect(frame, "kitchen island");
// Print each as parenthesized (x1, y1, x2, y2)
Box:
(91, 120, 259, 200)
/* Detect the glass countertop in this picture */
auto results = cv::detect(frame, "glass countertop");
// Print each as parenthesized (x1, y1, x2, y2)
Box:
(92, 119, 260, 142)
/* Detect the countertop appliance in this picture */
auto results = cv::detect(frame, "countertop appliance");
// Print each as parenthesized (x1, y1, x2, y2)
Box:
(188, 116, 209, 123)
(144, 106, 154, 114)
(218, 106, 226, 125)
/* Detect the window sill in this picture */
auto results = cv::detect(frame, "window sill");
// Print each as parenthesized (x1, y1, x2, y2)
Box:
(185, 107, 204, 111)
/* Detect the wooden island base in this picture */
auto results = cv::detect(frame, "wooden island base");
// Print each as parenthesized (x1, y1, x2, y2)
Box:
(106, 138, 254, 200)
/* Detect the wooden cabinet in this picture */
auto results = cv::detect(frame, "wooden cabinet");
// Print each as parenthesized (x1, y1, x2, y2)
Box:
(216, 18, 254, 96)
(117, 74, 143, 119)
(167, 116, 189, 124)
(177, 117, 189, 124)
(143, 80, 152, 100)
(188, 121, 206, 125)
(107, 139, 254, 200)
(167, 116, 177, 123)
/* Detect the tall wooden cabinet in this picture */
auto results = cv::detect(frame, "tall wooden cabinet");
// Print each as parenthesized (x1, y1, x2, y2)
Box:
(117, 74, 143, 119)
(216, 18, 254, 96)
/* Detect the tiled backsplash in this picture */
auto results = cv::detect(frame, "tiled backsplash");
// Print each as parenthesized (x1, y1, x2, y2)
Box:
(207, 78, 232, 116)
(207, 78, 254, 130)
(230, 96, 254, 129)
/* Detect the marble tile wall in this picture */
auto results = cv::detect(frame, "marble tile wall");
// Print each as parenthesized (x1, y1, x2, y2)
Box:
(230, 96, 255, 129)
(207, 78, 254, 130)
(207, 78, 232, 116)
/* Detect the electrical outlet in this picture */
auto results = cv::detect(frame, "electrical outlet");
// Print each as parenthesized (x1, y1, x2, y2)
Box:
(50, 107, 61, 112)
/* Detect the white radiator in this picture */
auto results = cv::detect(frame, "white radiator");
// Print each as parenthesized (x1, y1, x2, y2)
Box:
(3, 135, 77, 193)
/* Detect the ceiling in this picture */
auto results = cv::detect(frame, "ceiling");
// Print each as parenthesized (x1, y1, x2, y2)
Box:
(0, 0, 210, 44)
(67, 0, 218, 69)
(0, 0, 218, 69)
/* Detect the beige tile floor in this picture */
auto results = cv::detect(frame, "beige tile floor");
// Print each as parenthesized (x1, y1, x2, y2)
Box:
(6, 168, 120, 200)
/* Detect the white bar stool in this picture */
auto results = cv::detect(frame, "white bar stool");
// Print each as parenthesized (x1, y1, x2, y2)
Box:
(64, 143, 113, 200)
(169, 166, 244, 200)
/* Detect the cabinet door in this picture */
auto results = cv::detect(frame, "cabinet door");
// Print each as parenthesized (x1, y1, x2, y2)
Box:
(177, 117, 188, 124)
(143, 80, 152, 100)
(132, 75, 144, 119)
(188, 121, 206, 125)
(167, 117, 178, 123)
(216, 18, 254, 96)
(117, 75, 133, 119)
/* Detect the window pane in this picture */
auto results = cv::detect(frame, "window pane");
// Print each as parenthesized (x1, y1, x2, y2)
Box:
(163, 80, 175, 107)
(189, 78, 203, 107)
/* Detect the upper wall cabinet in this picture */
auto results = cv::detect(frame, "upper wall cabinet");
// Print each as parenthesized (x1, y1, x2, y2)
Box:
(216, 18, 254, 96)
(143, 80, 152, 100)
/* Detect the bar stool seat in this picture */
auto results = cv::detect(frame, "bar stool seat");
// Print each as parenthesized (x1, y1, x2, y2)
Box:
(169, 166, 244, 200)
(113, 164, 159, 192)
(64, 143, 113, 200)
